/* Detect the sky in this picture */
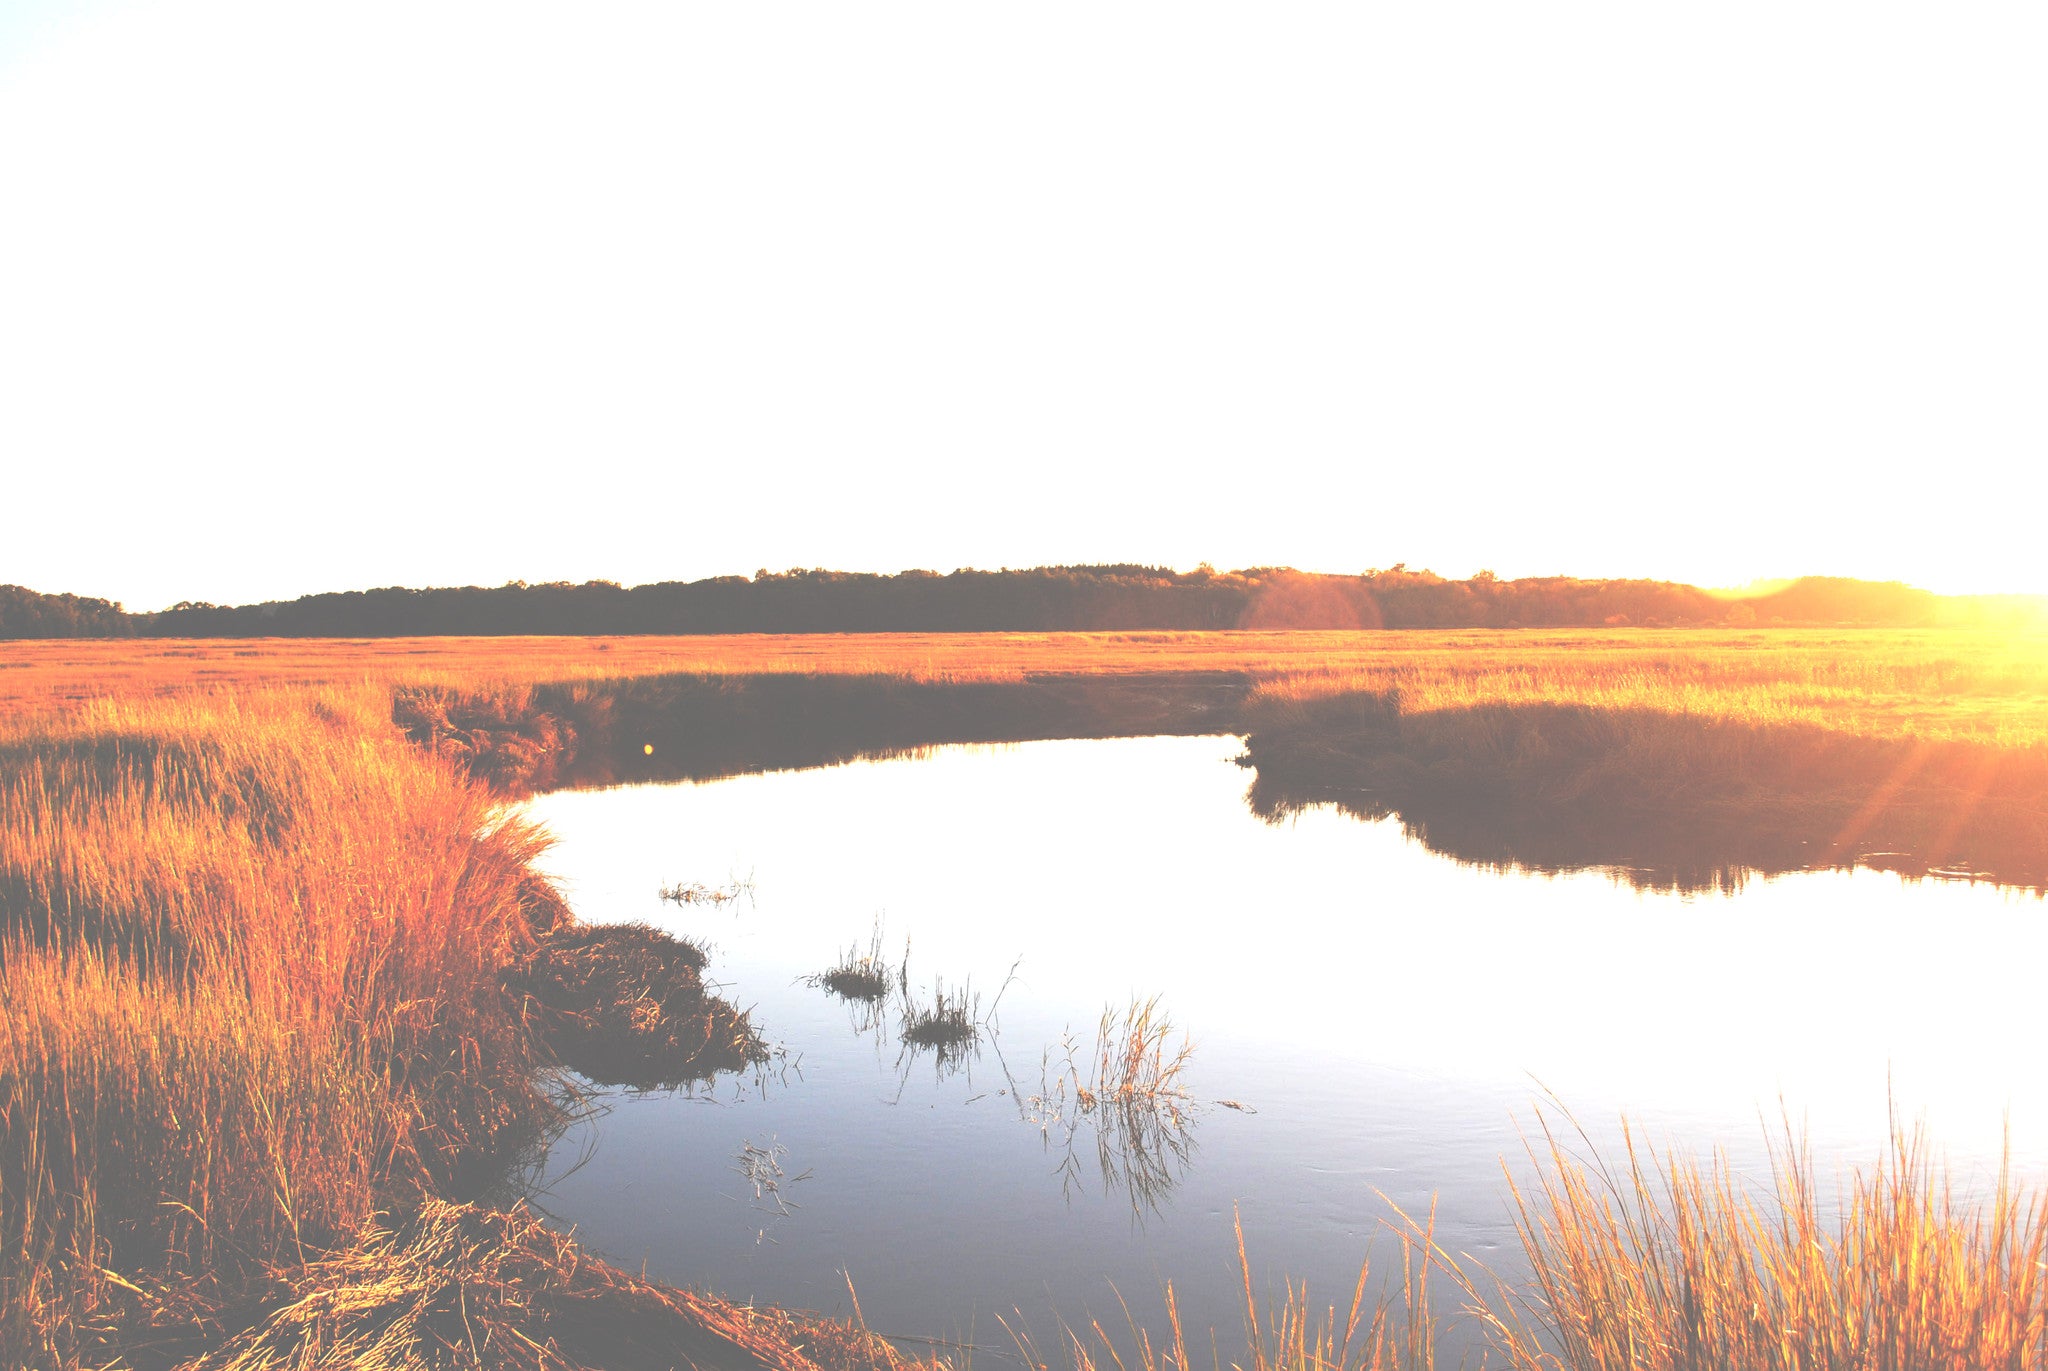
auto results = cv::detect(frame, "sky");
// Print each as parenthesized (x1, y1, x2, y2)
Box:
(2, 2, 2043, 612)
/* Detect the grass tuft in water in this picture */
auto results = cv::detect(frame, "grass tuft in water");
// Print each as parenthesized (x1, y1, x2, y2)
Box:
(900, 975, 980, 1048)
(1031, 997, 1197, 1216)
(810, 918, 895, 1003)
(1091, 995, 1193, 1106)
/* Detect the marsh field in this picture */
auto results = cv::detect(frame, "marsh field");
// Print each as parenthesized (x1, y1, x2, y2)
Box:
(5, 627, 2048, 1369)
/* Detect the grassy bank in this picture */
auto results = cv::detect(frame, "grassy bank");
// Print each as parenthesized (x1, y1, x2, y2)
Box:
(1241, 634, 2048, 888)
(372, 628, 2048, 886)
(0, 685, 561, 1362)
(390, 669, 1249, 792)
(0, 685, 778, 1367)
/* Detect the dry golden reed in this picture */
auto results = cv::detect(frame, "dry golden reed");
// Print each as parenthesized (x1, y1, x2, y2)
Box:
(1017, 1118, 2048, 1371)
(1475, 1111, 2048, 1370)
(0, 685, 561, 1365)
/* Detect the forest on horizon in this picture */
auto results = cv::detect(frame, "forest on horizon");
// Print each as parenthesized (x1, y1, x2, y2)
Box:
(5, 565, 2043, 639)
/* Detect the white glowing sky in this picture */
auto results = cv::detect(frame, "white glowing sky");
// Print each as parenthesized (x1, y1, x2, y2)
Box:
(3, 2, 2043, 612)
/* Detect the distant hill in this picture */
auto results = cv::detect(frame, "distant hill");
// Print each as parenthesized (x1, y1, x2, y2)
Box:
(4, 569, 2042, 639)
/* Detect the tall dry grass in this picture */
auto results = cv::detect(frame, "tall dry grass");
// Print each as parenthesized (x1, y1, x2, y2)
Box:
(1473, 1112, 2048, 1370)
(0, 685, 562, 1365)
(1023, 1118, 2048, 1371)
(1006, 1211, 1452, 1371)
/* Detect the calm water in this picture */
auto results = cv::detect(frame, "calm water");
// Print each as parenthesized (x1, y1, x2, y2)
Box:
(518, 735, 2047, 1353)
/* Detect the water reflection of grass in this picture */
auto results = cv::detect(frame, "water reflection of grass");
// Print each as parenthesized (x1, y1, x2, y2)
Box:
(1030, 999, 1198, 1218)
(352, 626, 2048, 890)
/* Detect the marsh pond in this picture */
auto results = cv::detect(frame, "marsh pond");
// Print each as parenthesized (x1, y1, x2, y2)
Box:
(516, 734, 2048, 1353)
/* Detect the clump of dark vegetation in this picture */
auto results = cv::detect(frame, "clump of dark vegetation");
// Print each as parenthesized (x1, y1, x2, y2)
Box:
(899, 976, 983, 1049)
(808, 920, 894, 1002)
(824, 964, 890, 1001)
(895, 954, 1019, 1059)
(505, 922, 764, 1089)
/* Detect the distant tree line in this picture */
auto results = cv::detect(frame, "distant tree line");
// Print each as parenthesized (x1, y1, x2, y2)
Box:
(0, 585, 135, 637)
(3, 568, 2039, 639)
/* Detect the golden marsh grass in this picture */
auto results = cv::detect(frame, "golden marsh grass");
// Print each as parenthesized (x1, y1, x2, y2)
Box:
(1472, 1110, 2048, 1368)
(8, 627, 2046, 748)
(0, 686, 562, 1363)
(4, 627, 2045, 1364)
